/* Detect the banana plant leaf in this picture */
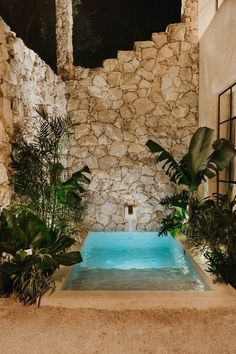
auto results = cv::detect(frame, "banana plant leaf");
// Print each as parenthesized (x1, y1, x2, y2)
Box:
(0, 262, 27, 274)
(18, 212, 52, 248)
(146, 140, 190, 185)
(186, 127, 214, 177)
(207, 138, 236, 173)
(0, 209, 53, 254)
(0, 210, 28, 253)
(48, 235, 75, 253)
(35, 254, 59, 271)
(146, 127, 236, 192)
(56, 165, 91, 207)
(53, 251, 82, 266)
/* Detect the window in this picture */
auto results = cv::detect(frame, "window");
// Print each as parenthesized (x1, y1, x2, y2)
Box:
(217, 82, 236, 197)
(216, 0, 225, 12)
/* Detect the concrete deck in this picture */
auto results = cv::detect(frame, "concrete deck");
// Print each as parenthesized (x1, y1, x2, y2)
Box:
(41, 238, 236, 310)
(42, 261, 236, 310)
(42, 286, 236, 310)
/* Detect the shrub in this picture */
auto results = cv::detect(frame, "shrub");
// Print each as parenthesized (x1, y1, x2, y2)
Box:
(146, 127, 235, 217)
(0, 208, 82, 305)
(11, 109, 91, 236)
(0, 109, 91, 304)
(187, 194, 236, 288)
(159, 191, 189, 237)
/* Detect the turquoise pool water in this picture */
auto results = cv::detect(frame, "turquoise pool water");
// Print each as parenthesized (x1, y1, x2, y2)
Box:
(64, 232, 210, 291)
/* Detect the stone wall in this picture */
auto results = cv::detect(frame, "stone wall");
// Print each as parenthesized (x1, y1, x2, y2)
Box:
(62, 0, 199, 231)
(0, 18, 67, 208)
(0, 0, 199, 231)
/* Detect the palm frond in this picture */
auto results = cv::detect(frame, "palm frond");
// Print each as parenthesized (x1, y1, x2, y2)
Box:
(146, 140, 189, 185)
(187, 127, 214, 176)
(205, 138, 236, 179)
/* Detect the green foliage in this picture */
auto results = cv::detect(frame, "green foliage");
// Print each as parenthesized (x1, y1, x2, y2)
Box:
(160, 191, 189, 237)
(0, 209, 82, 305)
(146, 127, 235, 220)
(1, 109, 90, 304)
(204, 250, 236, 287)
(187, 194, 236, 288)
(146, 127, 235, 193)
(11, 109, 91, 236)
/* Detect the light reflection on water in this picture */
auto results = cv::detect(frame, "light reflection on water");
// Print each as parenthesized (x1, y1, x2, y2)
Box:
(64, 232, 210, 291)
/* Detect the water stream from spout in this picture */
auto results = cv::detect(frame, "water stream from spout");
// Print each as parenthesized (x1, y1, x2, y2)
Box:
(128, 219, 135, 232)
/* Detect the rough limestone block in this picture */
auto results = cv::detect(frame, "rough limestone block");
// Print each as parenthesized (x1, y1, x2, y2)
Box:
(78, 135, 97, 147)
(156, 45, 174, 62)
(98, 156, 117, 170)
(142, 47, 157, 60)
(107, 72, 122, 86)
(93, 75, 107, 88)
(103, 58, 118, 72)
(141, 59, 155, 71)
(109, 142, 128, 157)
(161, 77, 174, 90)
(167, 24, 186, 42)
(74, 124, 91, 140)
(151, 32, 168, 47)
(97, 110, 117, 124)
(117, 50, 134, 63)
(0, 97, 13, 135)
(172, 105, 190, 118)
(105, 125, 123, 141)
(133, 98, 155, 115)
(134, 41, 154, 50)
(121, 73, 140, 86)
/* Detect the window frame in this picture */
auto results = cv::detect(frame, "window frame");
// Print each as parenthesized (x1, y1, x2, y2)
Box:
(217, 82, 236, 197)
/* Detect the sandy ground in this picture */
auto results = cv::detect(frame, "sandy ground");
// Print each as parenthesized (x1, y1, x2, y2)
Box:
(0, 300, 236, 354)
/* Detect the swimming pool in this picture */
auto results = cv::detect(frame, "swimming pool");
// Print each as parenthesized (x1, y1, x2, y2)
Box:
(64, 232, 210, 291)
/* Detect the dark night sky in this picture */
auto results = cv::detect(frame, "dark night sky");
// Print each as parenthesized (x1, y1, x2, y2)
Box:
(75, 0, 182, 67)
(0, 0, 182, 69)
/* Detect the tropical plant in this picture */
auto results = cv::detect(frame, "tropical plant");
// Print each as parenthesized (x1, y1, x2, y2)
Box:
(187, 194, 236, 288)
(146, 127, 236, 216)
(11, 109, 91, 237)
(0, 208, 82, 305)
(159, 191, 189, 237)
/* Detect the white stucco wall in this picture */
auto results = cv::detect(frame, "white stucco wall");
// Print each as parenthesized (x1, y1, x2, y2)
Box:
(199, 0, 236, 129)
(199, 0, 236, 194)
(198, 0, 225, 39)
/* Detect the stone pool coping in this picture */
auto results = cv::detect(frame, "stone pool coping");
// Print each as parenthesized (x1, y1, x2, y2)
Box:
(41, 243, 236, 310)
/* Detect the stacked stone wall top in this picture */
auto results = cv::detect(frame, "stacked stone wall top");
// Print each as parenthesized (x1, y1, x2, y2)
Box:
(0, 17, 67, 208)
(65, 6, 199, 231)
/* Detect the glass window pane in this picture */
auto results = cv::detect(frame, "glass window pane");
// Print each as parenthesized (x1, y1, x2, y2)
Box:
(208, 177, 217, 196)
(219, 121, 230, 140)
(219, 167, 229, 182)
(231, 184, 236, 201)
(218, 84, 236, 197)
(230, 119, 236, 183)
(219, 91, 230, 122)
(230, 157, 236, 182)
(218, 182, 229, 195)
(231, 118, 236, 145)
(232, 85, 236, 117)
